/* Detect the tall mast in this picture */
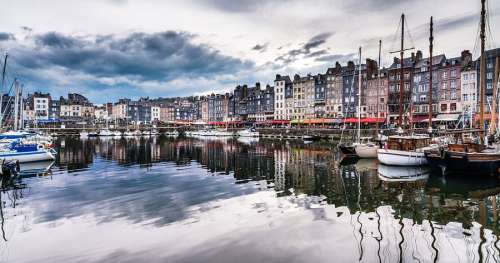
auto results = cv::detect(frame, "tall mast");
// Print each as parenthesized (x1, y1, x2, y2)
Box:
(376, 40, 381, 134)
(399, 14, 405, 128)
(0, 53, 8, 130)
(479, 0, 486, 144)
(428, 16, 434, 132)
(13, 80, 19, 131)
(358, 46, 362, 143)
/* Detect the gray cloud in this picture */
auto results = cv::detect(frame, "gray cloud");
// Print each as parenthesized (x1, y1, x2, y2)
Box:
(199, 0, 287, 13)
(315, 53, 356, 63)
(252, 43, 268, 53)
(11, 31, 253, 83)
(275, 32, 333, 65)
(0, 32, 15, 41)
(342, 0, 417, 12)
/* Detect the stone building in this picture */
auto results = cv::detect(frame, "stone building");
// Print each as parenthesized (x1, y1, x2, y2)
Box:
(274, 74, 292, 120)
(325, 63, 344, 118)
(412, 54, 444, 121)
(365, 69, 389, 119)
(387, 52, 421, 125)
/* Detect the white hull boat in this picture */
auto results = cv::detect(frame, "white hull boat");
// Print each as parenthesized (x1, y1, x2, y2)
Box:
(0, 143, 56, 163)
(112, 131, 122, 137)
(377, 148, 428, 166)
(123, 131, 135, 137)
(238, 129, 259, 138)
(164, 130, 179, 137)
(354, 143, 378, 158)
(79, 131, 89, 138)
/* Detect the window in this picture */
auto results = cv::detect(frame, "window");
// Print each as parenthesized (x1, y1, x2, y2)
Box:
(443, 71, 448, 79)
(451, 69, 456, 77)
(442, 82, 447, 89)
(463, 94, 468, 101)
(487, 72, 493, 80)
(488, 63, 493, 69)
(463, 74, 468, 81)
(441, 104, 447, 112)
(451, 80, 456, 89)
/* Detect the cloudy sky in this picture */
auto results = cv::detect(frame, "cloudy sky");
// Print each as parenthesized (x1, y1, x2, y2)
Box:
(0, 0, 498, 103)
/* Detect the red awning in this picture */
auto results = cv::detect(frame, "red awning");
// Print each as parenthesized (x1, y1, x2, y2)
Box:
(343, 118, 385, 123)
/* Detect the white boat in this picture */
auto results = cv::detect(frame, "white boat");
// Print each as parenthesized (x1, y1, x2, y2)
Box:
(0, 142, 56, 163)
(134, 130, 143, 136)
(377, 164, 430, 182)
(212, 129, 234, 137)
(112, 130, 122, 137)
(164, 130, 179, 137)
(150, 129, 161, 136)
(0, 130, 31, 139)
(98, 129, 113, 136)
(354, 138, 379, 158)
(237, 137, 259, 145)
(79, 131, 89, 138)
(238, 128, 259, 138)
(377, 135, 431, 166)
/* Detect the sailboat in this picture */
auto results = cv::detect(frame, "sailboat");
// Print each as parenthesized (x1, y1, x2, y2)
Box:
(338, 52, 361, 158)
(353, 47, 378, 158)
(425, 0, 500, 175)
(377, 14, 433, 166)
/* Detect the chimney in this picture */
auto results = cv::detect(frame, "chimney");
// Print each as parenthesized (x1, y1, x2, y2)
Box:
(335, 61, 341, 69)
(347, 61, 355, 70)
(275, 74, 281, 81)
(255, 82, 261, 89)
(461, 50, 472, 64)
(411, 52, 415, 62)
(393, 57, 400, 64)
(416, 50, 423, 61)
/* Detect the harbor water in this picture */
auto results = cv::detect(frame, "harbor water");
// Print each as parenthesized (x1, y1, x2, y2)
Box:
(1, 136, 500, 262)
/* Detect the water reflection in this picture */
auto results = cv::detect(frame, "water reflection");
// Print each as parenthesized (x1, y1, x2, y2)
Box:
(0, 136, 499, 262)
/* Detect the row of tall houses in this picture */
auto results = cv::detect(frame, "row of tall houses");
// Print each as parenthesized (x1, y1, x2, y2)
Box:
(7, 47, 500, 126)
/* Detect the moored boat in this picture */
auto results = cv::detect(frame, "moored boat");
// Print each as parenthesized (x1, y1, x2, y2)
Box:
(377, 135, 432, 166)
(238, 128, 259, 138)
(0, 141, 56, 163)
(98, 129, 113, 136)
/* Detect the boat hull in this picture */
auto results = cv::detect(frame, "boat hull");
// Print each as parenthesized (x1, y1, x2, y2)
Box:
(354, 144, 378, 158)
(0, 150, 56, 163)
(339, 144, 357, 158)
(377, 149, 427, 166)
(440, 151, 500, 175)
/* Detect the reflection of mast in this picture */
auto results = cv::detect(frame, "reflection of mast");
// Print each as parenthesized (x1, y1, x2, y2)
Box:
(0, 194, 7, 241)
(375, 208, 383, 263)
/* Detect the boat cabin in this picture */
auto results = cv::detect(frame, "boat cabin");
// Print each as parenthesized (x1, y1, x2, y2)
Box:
(448, 143, 485, 153)
(386, 136, 430, 151)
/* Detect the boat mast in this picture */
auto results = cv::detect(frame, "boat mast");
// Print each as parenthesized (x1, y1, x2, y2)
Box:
(358, 46, 362, 143)
(376, 40, 381, 134)
(399, 14, 405, 129)
(0, 53, 7, 130)
(13, 80, 19, 131)
(496, 57, 500, 133)
(479, 0, 486, 144)
(428, 16, 434, 133)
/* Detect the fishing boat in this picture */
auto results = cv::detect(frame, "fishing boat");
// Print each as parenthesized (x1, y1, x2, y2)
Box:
(425, 0, 500, 175)
(237, 128, 259, 138)
(212, 129, 234, 137)
(377, 135, 432, 166)
(0, 141, 56, 163)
